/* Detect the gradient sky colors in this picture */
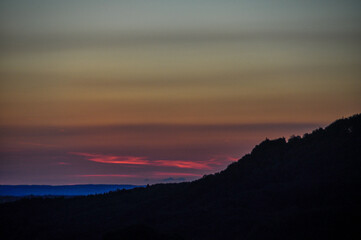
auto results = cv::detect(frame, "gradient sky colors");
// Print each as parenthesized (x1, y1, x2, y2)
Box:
(0, 0, 360, 185)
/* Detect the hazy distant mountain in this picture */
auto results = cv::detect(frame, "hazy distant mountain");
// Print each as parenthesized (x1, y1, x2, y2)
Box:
(0, 184, 140, 197)
(1, 114, 360, 240)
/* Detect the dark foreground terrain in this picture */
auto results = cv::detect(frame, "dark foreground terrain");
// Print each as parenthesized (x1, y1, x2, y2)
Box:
(1, 114, 360, 240)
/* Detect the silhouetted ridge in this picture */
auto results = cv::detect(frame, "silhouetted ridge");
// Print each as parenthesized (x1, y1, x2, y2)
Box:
(216, 114, 361, 184)
(1, 114, 360, 240)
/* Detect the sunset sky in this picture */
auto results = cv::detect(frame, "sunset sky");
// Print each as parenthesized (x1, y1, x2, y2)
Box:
(1, 0, 360, 185)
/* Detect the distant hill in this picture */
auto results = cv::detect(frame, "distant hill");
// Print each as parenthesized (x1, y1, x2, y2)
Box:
(0, 184, 140, 197)
(1, 114, 360, 240)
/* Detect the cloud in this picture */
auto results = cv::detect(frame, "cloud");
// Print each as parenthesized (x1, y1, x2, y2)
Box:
(18, 141, 58, 148)
(153, 172, 202, 177)
(160, 177, 186, 182)
(75, 174, 137, 178)
(3, 31, 360, 54)
(144, 172, 202, 183)
(70, 152, 149, 165)
(70, 152, 235, 170)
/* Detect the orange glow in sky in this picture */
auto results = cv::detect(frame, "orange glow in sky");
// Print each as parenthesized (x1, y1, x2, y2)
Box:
(0, 0, 360, 185)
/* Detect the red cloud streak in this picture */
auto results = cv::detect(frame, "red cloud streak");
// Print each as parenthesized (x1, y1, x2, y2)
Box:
(70, 152, 236, 170)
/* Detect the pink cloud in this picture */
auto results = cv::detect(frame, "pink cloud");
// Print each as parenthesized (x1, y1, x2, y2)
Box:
(70, 152, 148, 165)
(70, 152, 237, 170)
(154, 160, 211, 169)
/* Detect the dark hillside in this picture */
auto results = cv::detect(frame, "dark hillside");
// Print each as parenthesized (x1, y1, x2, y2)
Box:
(1, 114, 360, 240)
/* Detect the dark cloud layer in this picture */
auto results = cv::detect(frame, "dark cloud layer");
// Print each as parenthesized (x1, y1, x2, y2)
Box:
(2, 31, 361, 53)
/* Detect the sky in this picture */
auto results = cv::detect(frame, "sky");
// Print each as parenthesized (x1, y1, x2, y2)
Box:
(0, 0, 360, 185)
